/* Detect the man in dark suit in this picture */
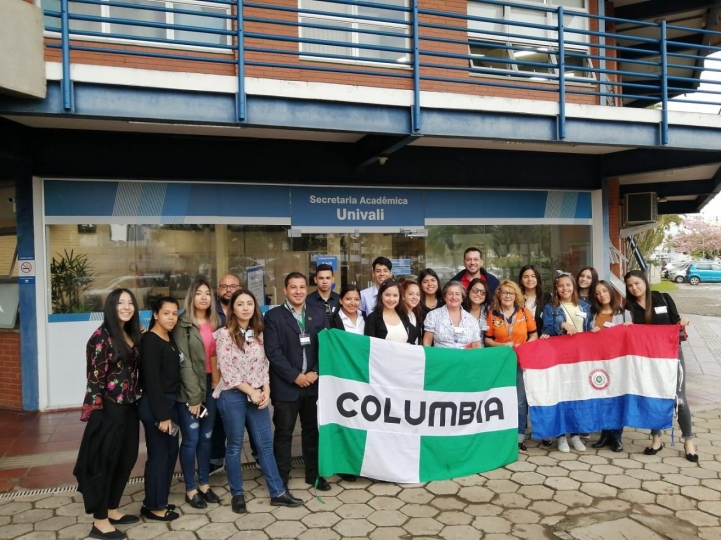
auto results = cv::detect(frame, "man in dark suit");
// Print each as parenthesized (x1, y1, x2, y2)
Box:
(264, 272, 331, 491)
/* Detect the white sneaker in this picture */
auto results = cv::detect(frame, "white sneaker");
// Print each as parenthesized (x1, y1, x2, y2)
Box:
(570, 435, 587, 452)
(557, 436, 570, 453)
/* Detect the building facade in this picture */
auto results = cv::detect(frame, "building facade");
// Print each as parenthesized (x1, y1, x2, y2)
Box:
(1, 0, 721, 410)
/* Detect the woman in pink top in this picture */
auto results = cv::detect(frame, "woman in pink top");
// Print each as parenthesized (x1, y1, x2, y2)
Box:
(172, 276, 222, 510)
(214, 290, 303, 514)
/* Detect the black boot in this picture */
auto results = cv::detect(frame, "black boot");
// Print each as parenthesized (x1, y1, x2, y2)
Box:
(231, 495, 246, 514)
(591, 434, 610, 448)
(611, 438, 624, 452)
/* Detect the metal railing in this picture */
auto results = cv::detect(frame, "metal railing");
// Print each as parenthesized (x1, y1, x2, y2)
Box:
(42, 0, 721, 141)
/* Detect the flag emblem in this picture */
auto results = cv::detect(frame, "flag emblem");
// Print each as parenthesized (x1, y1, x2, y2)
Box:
(589, 369, 610, 391)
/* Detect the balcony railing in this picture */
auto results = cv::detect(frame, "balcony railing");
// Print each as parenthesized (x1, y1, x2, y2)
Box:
(42, 0, 721, 144)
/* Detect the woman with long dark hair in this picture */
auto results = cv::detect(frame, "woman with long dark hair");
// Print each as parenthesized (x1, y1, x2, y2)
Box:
(576, 267, 599, 305)
(173, 276, 222, 509)
(401, 279, 423, 344)
(418, 268, 444, 316)
(137, 297, 181, 521)
(589, 281, 628, 453)
(365, 279, 419, 344)
(518, 265, 551, 331)
(465, 277, 490, 346)
(77, 288, 142, 540)
(215, 289, 302, 513)
(625, 270, 696, 462)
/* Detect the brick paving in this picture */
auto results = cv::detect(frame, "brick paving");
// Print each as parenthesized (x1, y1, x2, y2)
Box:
(1, 313, 721, 539)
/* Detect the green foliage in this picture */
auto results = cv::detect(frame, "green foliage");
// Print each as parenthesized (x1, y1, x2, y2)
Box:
(651, 281, 678, 292)
(627, 215, 683, 271)
(50, 249, 95, 313)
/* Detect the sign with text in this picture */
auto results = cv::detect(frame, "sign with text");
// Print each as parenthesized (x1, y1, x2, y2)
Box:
(291, 188, 425, 228)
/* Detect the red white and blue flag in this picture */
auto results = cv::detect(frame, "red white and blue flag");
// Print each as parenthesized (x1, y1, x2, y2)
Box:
(516, 325, 679, 439)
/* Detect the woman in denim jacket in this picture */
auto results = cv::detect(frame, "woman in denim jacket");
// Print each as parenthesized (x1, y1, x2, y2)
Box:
(540, 271, 592, 453)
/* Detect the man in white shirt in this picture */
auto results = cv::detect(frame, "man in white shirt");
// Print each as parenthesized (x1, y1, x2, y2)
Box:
(360, 256, 392, 314)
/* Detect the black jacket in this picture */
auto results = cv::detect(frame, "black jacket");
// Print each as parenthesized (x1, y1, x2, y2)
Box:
(73, 410, 123, 514)
(329, 309, 366, 331)
(531, 292, 553, 331)
(264, 303, 330, 401)
(364, 310, 420, 344)
(626, 291, 680, 326)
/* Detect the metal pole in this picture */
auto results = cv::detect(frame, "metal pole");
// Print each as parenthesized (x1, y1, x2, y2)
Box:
(660, 21, 669, 145)
(411, 0, 421, 133)
(60, 0, 72, 111)
(236, 0, 246, 121)
(558, 6, 566, 140)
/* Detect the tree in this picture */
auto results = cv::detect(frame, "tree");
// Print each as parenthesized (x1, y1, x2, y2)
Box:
(671, 216, 721, 259)
(626, 214, 682, 270)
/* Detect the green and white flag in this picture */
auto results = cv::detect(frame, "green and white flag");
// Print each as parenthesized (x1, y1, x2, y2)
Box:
(318, 329, 518, 484)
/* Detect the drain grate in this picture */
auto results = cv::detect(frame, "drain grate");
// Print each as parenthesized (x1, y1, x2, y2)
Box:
(0, 457, 305, 502)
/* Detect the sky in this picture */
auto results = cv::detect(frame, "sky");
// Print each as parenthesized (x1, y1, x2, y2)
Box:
(667, 52, 721, 216)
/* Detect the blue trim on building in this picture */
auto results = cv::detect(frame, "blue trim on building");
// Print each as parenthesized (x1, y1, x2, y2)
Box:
(16, 172, 39, 411)
(1, 82, 720, 150)
(44, 181, 592, 222)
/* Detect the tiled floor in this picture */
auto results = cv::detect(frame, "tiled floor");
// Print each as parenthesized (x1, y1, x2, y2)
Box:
(1, 313, 720, 494)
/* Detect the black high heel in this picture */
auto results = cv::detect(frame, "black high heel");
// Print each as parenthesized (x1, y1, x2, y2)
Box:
(643, 442, 664, 455)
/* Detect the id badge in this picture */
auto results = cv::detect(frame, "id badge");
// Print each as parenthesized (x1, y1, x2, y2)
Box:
(603, 321, 613, 328)
(577, 310, 587, 318)
(299, 332, 311, 347)
(454, 326, 465, 335)
(245, 329, 255, 340)
(655, 306, 668, 314)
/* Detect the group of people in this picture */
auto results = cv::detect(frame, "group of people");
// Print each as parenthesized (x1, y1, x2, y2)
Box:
(75, 247, 695, 539)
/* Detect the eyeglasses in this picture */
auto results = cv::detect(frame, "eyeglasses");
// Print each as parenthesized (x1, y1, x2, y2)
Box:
(500, 291, 515, 297)
(219, 284, 241, 291)
(470, 288, 486, 295)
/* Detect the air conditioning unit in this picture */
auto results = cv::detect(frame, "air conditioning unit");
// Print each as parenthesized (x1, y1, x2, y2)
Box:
(624, 192, 658, 225)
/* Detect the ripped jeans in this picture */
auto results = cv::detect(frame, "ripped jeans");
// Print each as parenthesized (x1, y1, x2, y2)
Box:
(177, 378, 217, 492)
(651, 348, 693, 440)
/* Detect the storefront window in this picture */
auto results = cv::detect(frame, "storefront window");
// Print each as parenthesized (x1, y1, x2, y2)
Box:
(47, 222, 591, 314)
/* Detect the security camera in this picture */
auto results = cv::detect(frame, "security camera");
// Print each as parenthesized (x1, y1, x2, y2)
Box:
(7, 197, 14, 203)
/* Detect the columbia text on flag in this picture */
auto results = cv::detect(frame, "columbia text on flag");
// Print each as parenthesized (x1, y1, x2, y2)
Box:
(318, 329, 519, 484)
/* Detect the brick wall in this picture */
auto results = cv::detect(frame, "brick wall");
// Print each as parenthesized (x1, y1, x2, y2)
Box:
(43, 0, 609, 106)
(0, 331, 22, 411)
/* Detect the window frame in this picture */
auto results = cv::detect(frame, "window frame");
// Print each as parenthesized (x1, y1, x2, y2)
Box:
(42, 0, 234, 54)
(298, 0, 412, 69)
(467, 0, 595, 84)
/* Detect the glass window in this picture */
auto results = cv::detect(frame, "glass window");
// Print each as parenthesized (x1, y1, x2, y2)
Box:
(470, 43, 512, 72)
(42, 0, 231, 47)
(299, 0, 411, 65)
(109, 0, 166, 41)
(174, 1, 230, 46)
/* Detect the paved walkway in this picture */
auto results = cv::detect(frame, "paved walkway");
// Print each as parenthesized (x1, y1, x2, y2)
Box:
(1, 314, 721, 539)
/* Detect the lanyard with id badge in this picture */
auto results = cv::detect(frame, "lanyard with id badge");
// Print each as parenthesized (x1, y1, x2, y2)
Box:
(294, 307, 312, 347)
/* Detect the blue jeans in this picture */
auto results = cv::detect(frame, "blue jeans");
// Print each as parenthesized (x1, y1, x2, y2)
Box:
(176, 377, 217, 492)
(517, 364, 528, 443)
(217, 389, 285, 498)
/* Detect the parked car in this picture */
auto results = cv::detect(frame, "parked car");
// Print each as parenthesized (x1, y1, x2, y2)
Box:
(662, 261, 690, 278)
(685, 262, 721, 285)
(668, 264, 691, 283)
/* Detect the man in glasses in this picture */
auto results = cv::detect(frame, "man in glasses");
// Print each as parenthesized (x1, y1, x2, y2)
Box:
(216, 274, 242, 326)
(451, 247, 500, 297)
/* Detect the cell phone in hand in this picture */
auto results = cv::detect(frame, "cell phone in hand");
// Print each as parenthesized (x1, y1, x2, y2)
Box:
(186, 403, 209, 418)
(155, 421, 180, 437)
